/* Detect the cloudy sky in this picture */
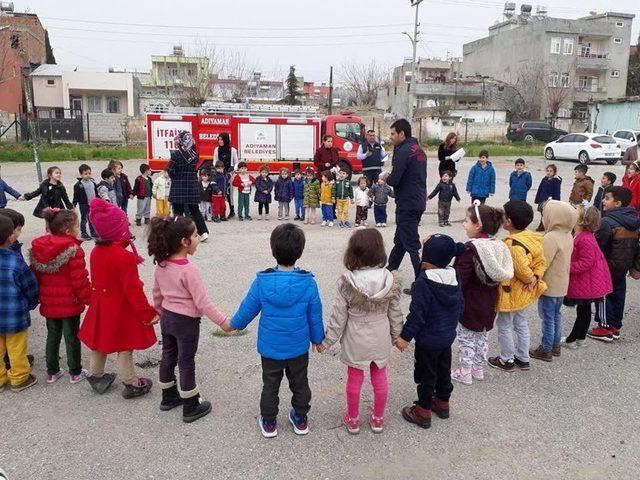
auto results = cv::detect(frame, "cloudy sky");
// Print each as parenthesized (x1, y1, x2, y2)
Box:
(14, 0, 640, 82)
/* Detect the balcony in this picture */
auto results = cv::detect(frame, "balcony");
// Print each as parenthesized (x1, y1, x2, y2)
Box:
(576, 53, 610, 70)
(574, 86, 608, 102)
(412, 80, 485, 98)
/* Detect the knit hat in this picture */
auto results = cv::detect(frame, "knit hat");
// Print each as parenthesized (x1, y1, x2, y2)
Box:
(89, 198, 143, 263)
(421, 234, 465, 268)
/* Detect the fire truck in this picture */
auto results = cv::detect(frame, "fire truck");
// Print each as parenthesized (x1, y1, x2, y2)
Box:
(146, 103, 365, 174)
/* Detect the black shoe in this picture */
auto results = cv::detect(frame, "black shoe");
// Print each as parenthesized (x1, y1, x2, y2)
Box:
(513, 357, 530, 370)
(160, 385, 183, 411)
(245, 216, 253, 221)
(121, 378, 152, 399)
(220, 215, 228, 222)
(81, 234, 92, 241)
(227, 208, 235, 219)
(213, 217, 221, 223)
(87, 373, 116, 394)
(488, 356, 515, 372)
(403, 287, 412, 295)
(183, 393, 212, 423)
(238, 216, 244, 221)
(135, 219, 142, 226)
(144, 218, 150, 225)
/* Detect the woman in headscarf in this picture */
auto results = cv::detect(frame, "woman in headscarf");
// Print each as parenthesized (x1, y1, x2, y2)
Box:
(213, 132, 238, 219)
(167, 131, 209, 241)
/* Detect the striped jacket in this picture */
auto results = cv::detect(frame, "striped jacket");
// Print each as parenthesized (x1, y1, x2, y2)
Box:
(0, 249, 39, 334)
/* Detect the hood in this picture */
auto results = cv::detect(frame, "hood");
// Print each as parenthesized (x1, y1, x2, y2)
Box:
(475, 160, 493, 168)
(575, 176, 594, 186)
(256, 268, 315, 308)
(421, 267, 460, 308)
(605, 207, 640, 231)
(506, 230, 544, 259)
(469, 238, 514, 283)
(341, 268, 398, 311)
(543, 200, 578, 233)
(29, 234, 80, 273)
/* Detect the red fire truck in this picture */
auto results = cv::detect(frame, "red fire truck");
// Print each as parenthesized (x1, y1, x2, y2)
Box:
(146, 103, 365, 173)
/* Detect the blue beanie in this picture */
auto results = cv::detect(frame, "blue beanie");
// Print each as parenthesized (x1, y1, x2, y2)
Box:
(421, 234, 465, 268)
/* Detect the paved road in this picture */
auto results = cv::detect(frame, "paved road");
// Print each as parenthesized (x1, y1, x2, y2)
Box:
(1, 155, 638, 480)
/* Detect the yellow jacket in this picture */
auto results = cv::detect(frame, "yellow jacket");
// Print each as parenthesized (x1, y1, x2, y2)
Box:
(320, 182, 334, 204)
(497, 229, 548, 312)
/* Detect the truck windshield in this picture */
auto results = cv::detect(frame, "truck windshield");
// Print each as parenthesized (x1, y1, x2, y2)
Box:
(335, 122, 362, 143)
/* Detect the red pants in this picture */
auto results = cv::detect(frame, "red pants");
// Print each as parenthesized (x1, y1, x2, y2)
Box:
(212, 195, 225, 217)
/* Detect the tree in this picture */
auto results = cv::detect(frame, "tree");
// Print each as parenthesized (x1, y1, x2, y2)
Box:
(164, 42, 218, 107)
(284, 65, 300, 105)
(486, 59, 546, 121)
(339, 60, 390, 106)
(217, 51, 254, 102)
(44, 30, 56, 64)
(627, 44, 640, 96)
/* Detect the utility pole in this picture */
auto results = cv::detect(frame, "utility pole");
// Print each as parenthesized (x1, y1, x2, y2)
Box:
(402, 0, 423, 122)
(328, 65, 334, 115)
(22, 72, 43, 182)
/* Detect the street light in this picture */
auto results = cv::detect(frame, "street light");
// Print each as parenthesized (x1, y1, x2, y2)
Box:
(404, 0, 423, 121)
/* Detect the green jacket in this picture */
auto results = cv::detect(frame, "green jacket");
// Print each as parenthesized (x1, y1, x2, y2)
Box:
(303, 178, 320, 208)
(333, 179, 353, 200)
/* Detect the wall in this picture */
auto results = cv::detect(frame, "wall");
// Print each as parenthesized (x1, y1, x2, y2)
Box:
(31, 75, 64, 107)
(0, 110, 20, 142)
(588, 101, 640, 134)
(84, 113, 126, 143)
(62, 71, 135, 115)
(420, 117, 508, 142)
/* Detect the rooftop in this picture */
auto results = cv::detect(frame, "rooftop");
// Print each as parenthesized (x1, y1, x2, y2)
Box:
(30, 64, 62, 77)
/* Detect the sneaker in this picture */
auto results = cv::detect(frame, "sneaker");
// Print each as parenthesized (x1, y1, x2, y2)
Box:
(587, 326, 614, 342)
(401, 403, 431, 429)
(344, 222, 351, 228)
(121, 378, 152, 399)
(328, 222, 334, 227)
(369, 414, 384, 434)
(450, 367, 472, 385)
(382, 223, 387, 227)
(46, 369, 64, 384)
(245, 216, 253, 221)
(257, 214, 262, 221)
(488, 356, 515, 372)
(258, 416, 278, 438)
(303, 219, 309, 224)
(611, 327, 621, 340)
(355, 222, 361, 227)
(513, 357, 530, 370)
(576, 339, 587, 348)
(264, 215, 270, 221)
(530, 345, 553, 362)
(310, 220, 316, 225)
(471, 365, 484, 381)
(363, 221, 369, 227)
(376, 223, 381, 227)
(81, 234, 92, 241)
(11, 373, 38, 392)
(342, 412, 360, 435)
(294, 216, 301, 221)
(552, 345, 561, 357)
(561, 337, 579, 350)
(277, 216, 283, 221)
(321, 221, 327, 227)
(284, 216, 289, 220)
(70, 369, 88, 384)
(87, 373, 116, 394)
(200, 233, 209, 242)
(239, 216, 244, 222)
(135, 219, 142, 226)
(288, 408, 309, 435)
(439, 223, 445, 227)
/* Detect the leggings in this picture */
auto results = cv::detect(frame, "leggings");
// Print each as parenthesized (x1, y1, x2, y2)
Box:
(346, 363, 388, 419)
(258, 202, 270, 215)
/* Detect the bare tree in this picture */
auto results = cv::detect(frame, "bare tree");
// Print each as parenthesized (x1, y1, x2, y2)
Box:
(217, 51, 255, 102)
(486, 59, 546, 121)
(170, 41, 218, 107)
(339, 60, 390, 107)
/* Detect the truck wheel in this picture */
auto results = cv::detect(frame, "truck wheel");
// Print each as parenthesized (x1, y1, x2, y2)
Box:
(578, 151, 590, 165)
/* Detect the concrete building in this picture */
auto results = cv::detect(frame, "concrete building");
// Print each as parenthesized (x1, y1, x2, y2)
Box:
(463, 8, 635, 121)
(149, 45, 210, 92)
(588, 96, 640, 133)
(302, 81, 331, 105)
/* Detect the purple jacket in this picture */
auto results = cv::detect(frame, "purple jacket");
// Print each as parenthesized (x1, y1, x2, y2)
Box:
(274, 177, 294, 202)
(567, 231, 613, 299)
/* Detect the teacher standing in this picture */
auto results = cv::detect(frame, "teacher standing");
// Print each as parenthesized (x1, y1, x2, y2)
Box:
(357, 129, 387, 186)
(438, 132, 460, 177)
(385, 119, 427, 293)
(313, 134, 340, 179)
(168, 131, 209, 241)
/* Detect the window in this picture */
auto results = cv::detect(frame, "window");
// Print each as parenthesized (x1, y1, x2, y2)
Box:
(561, 72, 570, 87)
(46, 79, 55, 86)
(613, 38, 622, 44)
(106, 96, 120, 113)
(616, 21, 624, 27)
(562, 38, 574, 55)
(611, 70, 620, 78)
(558, 108, 570, 118)
(335, 122, 362, 143)
(593, 135, 616, 144)
(10, 34, 20, 49)
(548, 71, 559, 87)
(87, 96, 102, 113)
(573, 135, 588, 143)
(550, 37, 561, 54)
(578, 76, 589, 89)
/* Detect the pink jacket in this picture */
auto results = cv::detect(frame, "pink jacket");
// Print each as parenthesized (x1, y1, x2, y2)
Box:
(567, 231, 613, 300)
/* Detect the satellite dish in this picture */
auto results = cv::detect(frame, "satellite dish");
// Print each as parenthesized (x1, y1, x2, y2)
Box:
(426, 99, 437, 107)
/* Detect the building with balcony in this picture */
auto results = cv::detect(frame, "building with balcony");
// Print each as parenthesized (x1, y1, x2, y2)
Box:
(462, 8, 635, 121)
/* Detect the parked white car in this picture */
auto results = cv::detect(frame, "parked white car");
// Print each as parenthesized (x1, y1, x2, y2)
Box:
(544, 133, 621, 165)
(611, 129, 640, 153)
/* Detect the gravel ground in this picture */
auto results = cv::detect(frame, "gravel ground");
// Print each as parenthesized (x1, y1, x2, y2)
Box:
(1, 155, 639, 480)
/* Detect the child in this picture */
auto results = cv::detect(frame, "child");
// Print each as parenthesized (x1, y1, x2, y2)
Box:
(79, 198, 157, 398)
(108, 160, 133, 215)
(534, 164, 562, 231)
(254, 165, 274, 221)
(563, 203, 612, 348)
(588, 187, 640, 341)
(333, 169, 354, 228)
(394, 234, 465, 429)
(72, 164, 98, 240)
(593, 172, 616, 212)
(530, 200, 578, 361)
(354, 176, 370, 227)
(369, 176, 394, 228)
(465, 150, 495, 205)
(0, 215, 39, 392)
(319, 170, 335, 227)
(29, 208, 91, 384)
(274, 167, 294, 221)
(428, 170, 460, 227)
(569, 164, 594, 205)
(22, 166, 73, 218)
(97, 168, 117, 205)
(210, 161, 227, 222)
(0, 208, 25, 261)
(232, 162, 256, 221)
(0, 167, 21, 208)
(509, 158, 533, 202)
(148, 216, 229, 423)
(320, 228, 403, 434)
(622, 162, 640, 212)
(451, 203, 514, 385)
(225, 223, 324, 438)
(198, 170, 213, 222)
(133, 164, 153, 226)
(303, 167, 320, 225)
(292, 169, 305, 221)
(152, 167, 171, 218)
(489, 201, 547, 372)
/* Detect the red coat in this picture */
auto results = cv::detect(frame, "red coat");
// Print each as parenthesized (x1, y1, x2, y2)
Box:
(313, 146, 339, 179)
(232, 174, 256, 191)
(78, 241, 157, 354)
(622, 174, 640, 213)
(29, 234, 91, 319)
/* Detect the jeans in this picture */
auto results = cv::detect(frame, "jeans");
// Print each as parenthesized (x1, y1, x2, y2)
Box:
(199, 200, 212, 221)
(496, 310, 530, 362)
(387, 208, 423, 279)
(437, 200, 452, 225)
(237, 192, 251, 218)
(321, 204, 334, 222)
(158, 309, 201, 394)
(121, 197, 129, 216)
(373, 204, 387, 224)
(278, 201, 290, 218)
(595, 273, 626, 329)
(346, 363, 388, 419)
(136, 197, 151, 220)
(538, 296, 563, 350)
(78, 203, 96, 237)
(414, 345, 453, 409)
(0, 330, 30, 386)
(172, 203, 208, 235)
(257, 201, 270, 215)
(260, 353, 311, 422)
(294, 198, 305, 219)
(45, 316, 82, 376)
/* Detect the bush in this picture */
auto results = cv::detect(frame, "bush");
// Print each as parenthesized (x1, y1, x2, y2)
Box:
(0, 143, 145, 162)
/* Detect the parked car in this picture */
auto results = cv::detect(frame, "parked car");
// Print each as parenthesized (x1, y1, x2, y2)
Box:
(544, 133, 621, 165)
(611, 129, 640, 155)
(507, 121, 567, 142)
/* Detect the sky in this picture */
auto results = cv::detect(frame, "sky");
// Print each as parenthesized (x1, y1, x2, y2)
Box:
(14, 0, 640, 83)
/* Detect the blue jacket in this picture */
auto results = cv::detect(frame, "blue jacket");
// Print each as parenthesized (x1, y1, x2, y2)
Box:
(210, 171, 226, 195)
(534, 176, 562, 205)
(231, 267, 324, 360)
(293, 178, 305, 200)
(400, 267, 464, 349)
(386, 137, 427, 212)
(509, 171, 532, 201)
(593, 186, 606, 211)
(254, 176, 273, 204)
(274, 177, 295, 202)
(0, 249, 39, 334)
(0, 178, 21, 208)
(466, 161, 496, 198)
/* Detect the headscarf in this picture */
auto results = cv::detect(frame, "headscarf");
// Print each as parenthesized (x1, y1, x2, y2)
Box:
(217, 132, 232, 170)
(174, 131, 198, 164)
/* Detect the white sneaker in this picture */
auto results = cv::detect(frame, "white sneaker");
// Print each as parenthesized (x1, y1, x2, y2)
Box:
(328, 222, 334, 227)
(321, 221, 327, 226)
(376, 223, 381, 227)
(382, 223, 387, 227)
(200, 233, 209, 242)
(561, 336, 579, 349)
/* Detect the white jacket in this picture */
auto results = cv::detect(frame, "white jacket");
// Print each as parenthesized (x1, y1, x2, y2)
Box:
(152, 175, 169, 200)
(354, 187, 370, 207)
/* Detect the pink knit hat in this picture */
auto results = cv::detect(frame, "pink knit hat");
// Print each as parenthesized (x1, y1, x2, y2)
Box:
(89, 198, 143, 263)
